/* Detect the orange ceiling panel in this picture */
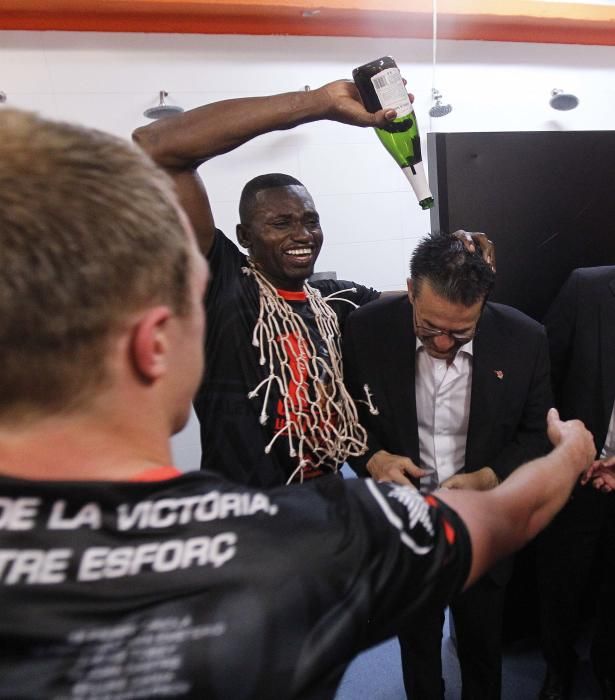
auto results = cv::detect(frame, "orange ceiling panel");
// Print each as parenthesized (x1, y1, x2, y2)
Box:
(1, 0, 614, 45)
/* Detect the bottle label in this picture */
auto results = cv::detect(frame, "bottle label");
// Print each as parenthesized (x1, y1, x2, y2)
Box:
(371, 68, 412, 117)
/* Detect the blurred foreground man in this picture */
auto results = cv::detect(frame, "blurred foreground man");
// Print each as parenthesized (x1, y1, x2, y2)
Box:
(0, 109, 596, 699)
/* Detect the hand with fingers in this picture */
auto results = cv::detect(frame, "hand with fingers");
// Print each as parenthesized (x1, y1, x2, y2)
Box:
(366, 449, 427, 487)
(581, 455, 615, 493)
(452, 230, 496, 273)
(440, 466, 499, 491)
(319, 79, 414, 130)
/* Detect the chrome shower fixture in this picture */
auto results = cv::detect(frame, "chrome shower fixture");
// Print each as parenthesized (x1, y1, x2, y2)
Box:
(549, 89, 579, 111)
(143, 91, 184, 120)
(429, 88, 452, 118)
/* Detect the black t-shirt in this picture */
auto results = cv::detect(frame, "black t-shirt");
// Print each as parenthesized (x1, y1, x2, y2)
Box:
(198, 231, 380, 487)
(0, 472, 471, 699)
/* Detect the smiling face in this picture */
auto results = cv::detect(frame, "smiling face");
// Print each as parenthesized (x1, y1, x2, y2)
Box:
(236, 185, 323, 291)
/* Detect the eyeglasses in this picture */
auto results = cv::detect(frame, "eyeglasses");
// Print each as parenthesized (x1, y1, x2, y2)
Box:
(412, 304, 476, 344)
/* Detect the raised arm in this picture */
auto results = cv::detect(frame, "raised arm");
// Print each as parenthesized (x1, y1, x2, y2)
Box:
(133, 80, 396, 256)
(437, 408, 595, 588)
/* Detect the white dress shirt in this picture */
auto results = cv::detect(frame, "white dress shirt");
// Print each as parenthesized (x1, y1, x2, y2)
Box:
(415, 339, 474, 490)
(601, 400, 615, 459)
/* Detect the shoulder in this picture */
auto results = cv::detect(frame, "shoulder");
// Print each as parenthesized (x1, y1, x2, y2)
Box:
(311, 279, 380, 329)
(346, 291, 407, 323)
(312, 278, 380, 306)
(482, 302, 545, 338)
(548, 266, 615, 312)
(569, 265, 615, 283)
(567, 266, 615, 295)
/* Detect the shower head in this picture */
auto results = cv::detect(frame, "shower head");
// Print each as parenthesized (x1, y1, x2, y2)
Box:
(143, 91, 184, 120)
(429, 101, 453, 118)
(549, 89, 579, 111)
(144, 104, 184, 119)
(429, 89, 452, 118)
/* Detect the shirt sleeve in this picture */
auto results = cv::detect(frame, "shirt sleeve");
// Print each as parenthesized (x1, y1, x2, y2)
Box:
(347, 480, 472, 644)
(207, 228, 247, 298)
(272, 476, 472, 653)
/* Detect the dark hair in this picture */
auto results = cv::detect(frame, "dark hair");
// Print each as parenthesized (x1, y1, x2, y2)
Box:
(239, 173, 305, 224)
(410, 232, 495, 306)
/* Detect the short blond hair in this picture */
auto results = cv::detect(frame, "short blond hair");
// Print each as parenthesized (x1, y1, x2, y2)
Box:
(0, 109, 191, 420)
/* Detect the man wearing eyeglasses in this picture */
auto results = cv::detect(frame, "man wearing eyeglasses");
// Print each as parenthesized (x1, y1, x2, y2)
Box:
(342, 231, 552, 700)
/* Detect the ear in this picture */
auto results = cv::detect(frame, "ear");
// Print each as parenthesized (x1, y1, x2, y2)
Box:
(236, 223, 251, 251)
(129, 306, 174, 382)
(406, 278, 414, 303)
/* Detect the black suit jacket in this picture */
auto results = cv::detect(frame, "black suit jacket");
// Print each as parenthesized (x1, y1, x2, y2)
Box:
(543, 266, 615, 449)
(344, 294, 552, 478)
(343, 294, 552, 584)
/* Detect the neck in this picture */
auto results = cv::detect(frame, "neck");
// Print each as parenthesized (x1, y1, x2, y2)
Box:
(0, 410, 173, 482)
(248, 259, 307, 292)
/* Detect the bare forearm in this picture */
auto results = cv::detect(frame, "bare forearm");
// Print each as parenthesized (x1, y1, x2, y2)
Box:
(133, 88, 333, 172)
(132, 79, 393, 255)
(132, 78, 395, 174)
(132, 89, 335, 255)
(492, 434, 592, 543)
(436, 411, 595, 587)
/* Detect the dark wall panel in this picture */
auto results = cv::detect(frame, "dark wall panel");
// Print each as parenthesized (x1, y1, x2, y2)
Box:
(427, 131, 615, 321)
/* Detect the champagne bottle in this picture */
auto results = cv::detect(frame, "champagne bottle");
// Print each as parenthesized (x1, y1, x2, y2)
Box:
(352, 56, 434, 210)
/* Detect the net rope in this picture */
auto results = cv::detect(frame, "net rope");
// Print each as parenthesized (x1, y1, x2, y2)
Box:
(243, 262, 373, 484)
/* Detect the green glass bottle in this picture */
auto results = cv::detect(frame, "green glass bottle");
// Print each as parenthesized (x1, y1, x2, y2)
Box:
(353, 56, 434, 210)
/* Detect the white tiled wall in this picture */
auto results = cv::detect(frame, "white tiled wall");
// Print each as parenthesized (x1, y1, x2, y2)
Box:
(2, 30, 614, 469)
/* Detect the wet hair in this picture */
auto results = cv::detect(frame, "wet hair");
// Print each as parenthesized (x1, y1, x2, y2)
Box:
(239, 173, 305, 224)
(0, 108, 191, 420)
(410, 232, 495, 306)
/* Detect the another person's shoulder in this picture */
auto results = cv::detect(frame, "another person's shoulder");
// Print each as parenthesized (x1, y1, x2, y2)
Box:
(567, 265, 615, 290)
(310, 278, 380, 331)
(342, 289, 406, 322)
(550, 266, 615, 310)
(311, 278, 380, 307)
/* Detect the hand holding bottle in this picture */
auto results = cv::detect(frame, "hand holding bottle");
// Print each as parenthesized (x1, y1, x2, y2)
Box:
(313, 79, 411, 130)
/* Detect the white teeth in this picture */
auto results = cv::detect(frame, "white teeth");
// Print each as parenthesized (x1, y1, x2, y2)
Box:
(286, 248, 311, 256)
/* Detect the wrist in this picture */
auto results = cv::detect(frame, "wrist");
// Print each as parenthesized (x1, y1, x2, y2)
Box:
(308, 85, 334, 120)
(558, 436, 594, 475)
